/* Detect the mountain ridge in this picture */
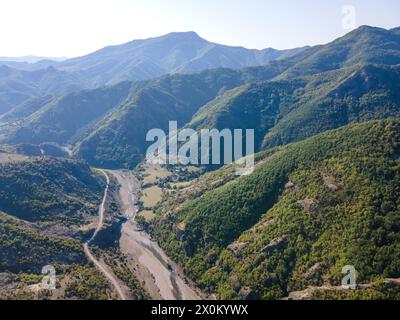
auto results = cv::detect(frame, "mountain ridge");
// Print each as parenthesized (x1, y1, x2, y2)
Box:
(1, 25, 400, 170)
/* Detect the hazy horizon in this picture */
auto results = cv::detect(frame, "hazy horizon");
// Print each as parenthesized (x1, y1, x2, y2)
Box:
(0, 0, 399, 58)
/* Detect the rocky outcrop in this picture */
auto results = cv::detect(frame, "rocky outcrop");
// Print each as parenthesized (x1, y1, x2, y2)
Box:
(285, 181, 296, 190)
(321, 173, 343, 192)
(239, 287, 260, 300)
(262, 236, 288, 255)
(305, 262, 324, 281)
(227, 242, 249, 256)
(297, 197, 318, 213)
(0, 273, 20, 293)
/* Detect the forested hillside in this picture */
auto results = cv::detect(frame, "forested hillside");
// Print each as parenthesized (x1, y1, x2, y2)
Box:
(188, 63, 400, 151)
(0, 156, 103, 224)
(152, 119, 400, 299)
(0, 65, 85, 115)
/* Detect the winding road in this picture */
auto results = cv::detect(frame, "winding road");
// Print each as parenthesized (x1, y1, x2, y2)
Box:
(83, 168, 201, 300)
(83, 169, 127, 300)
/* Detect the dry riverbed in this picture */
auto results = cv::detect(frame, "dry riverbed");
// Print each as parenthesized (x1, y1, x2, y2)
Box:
(110, 170, 202, 300)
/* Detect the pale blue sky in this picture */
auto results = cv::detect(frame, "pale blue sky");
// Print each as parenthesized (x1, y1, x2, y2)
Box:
(0, 0, 399, 57)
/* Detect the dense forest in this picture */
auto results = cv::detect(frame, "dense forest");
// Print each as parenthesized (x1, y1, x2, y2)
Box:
(152, 119, 400, 299)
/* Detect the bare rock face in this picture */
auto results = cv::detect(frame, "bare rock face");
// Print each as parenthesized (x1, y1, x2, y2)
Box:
(285, 181, 296, 190)
(0, 273, 19, 291)
(229, 275, 241, 292)
(227, 242, 249, 256)
(262, 236, 288, 255)
(239, 287, 260, 300)
(305, 262, 324, 281)
(321, 173, 343, 192)
(287, 288, 314, 300)
(297, 197, 318, 213)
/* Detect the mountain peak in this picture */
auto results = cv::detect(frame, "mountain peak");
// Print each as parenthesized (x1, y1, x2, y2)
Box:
(348, 25, 390, 36)
(391, 26, 400, 33)
(162, 31, 203, 40)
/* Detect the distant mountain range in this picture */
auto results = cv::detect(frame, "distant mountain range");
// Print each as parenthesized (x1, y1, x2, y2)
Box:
(51, 31, 306, 86)
(0, 32, 307, 116)
(1, 25, 400, 169)
(0, 32, 306, 85)
(0, 65, 85, 114)
(0, 55, 67, 64)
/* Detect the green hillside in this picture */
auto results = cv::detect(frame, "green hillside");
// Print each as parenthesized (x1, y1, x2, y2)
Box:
(188, 63, 400, 152)
(0, 211, 85, 274)
(3, 81, 133, 145)
(0, 156, 103, 224)
(74, 69, 255, 168)
(0, 65, 85, 115)
(152, 119, 400, 299)
(279, 26, 400, 78)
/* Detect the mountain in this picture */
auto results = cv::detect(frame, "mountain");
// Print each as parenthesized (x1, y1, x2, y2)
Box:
(0, 151, 148, 300)
(72, 26, 400, 168)
(2, 32, 306, 87)
(279, 25, 400, 78)
(0, 154, 101, 288)
(0, 210, 85, 274)
(0, 155, 104, 224)
(74, 69, 253, 168)
(3, 81, 134, 145)
(152, 119, 400, 300)
(0, 32, 305, 118)
(263, 63, 400, 147)
(1, 25, 400, 301)
(0, 56, 67, 64)
(0, 56, 68, 74)
(187, 63, 400, 151)
(3, 26, 400, 170)
(0, 65, 85, 115)
(1, 65, 287, 168)
(2, 25, 400, 170)
(0, 96, 54, 124)
(42, 32, 306, 86)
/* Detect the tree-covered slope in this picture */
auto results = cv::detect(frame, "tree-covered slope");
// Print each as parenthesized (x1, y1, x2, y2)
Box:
(3, 81, 133, 145)
(73, 66, 290, 169)
(188, 63, 400, 151)
(279, 25, 400, 78)
(0, 96, 54, 125)
(263, 64, 400, 147)
(0, 155, 103, 224)
(0, 211, 85, 274)
(0, 154, 148, 300)
(0, 65, 85, 115)
(152, 119, 400, 300)
(0, 63, 290, 166)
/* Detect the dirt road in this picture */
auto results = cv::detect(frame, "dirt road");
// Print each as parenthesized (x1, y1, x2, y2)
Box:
(83, 169, 127, 300)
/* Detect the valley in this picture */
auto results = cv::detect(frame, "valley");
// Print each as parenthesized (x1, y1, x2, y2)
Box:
(1, 23, 400, 301)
